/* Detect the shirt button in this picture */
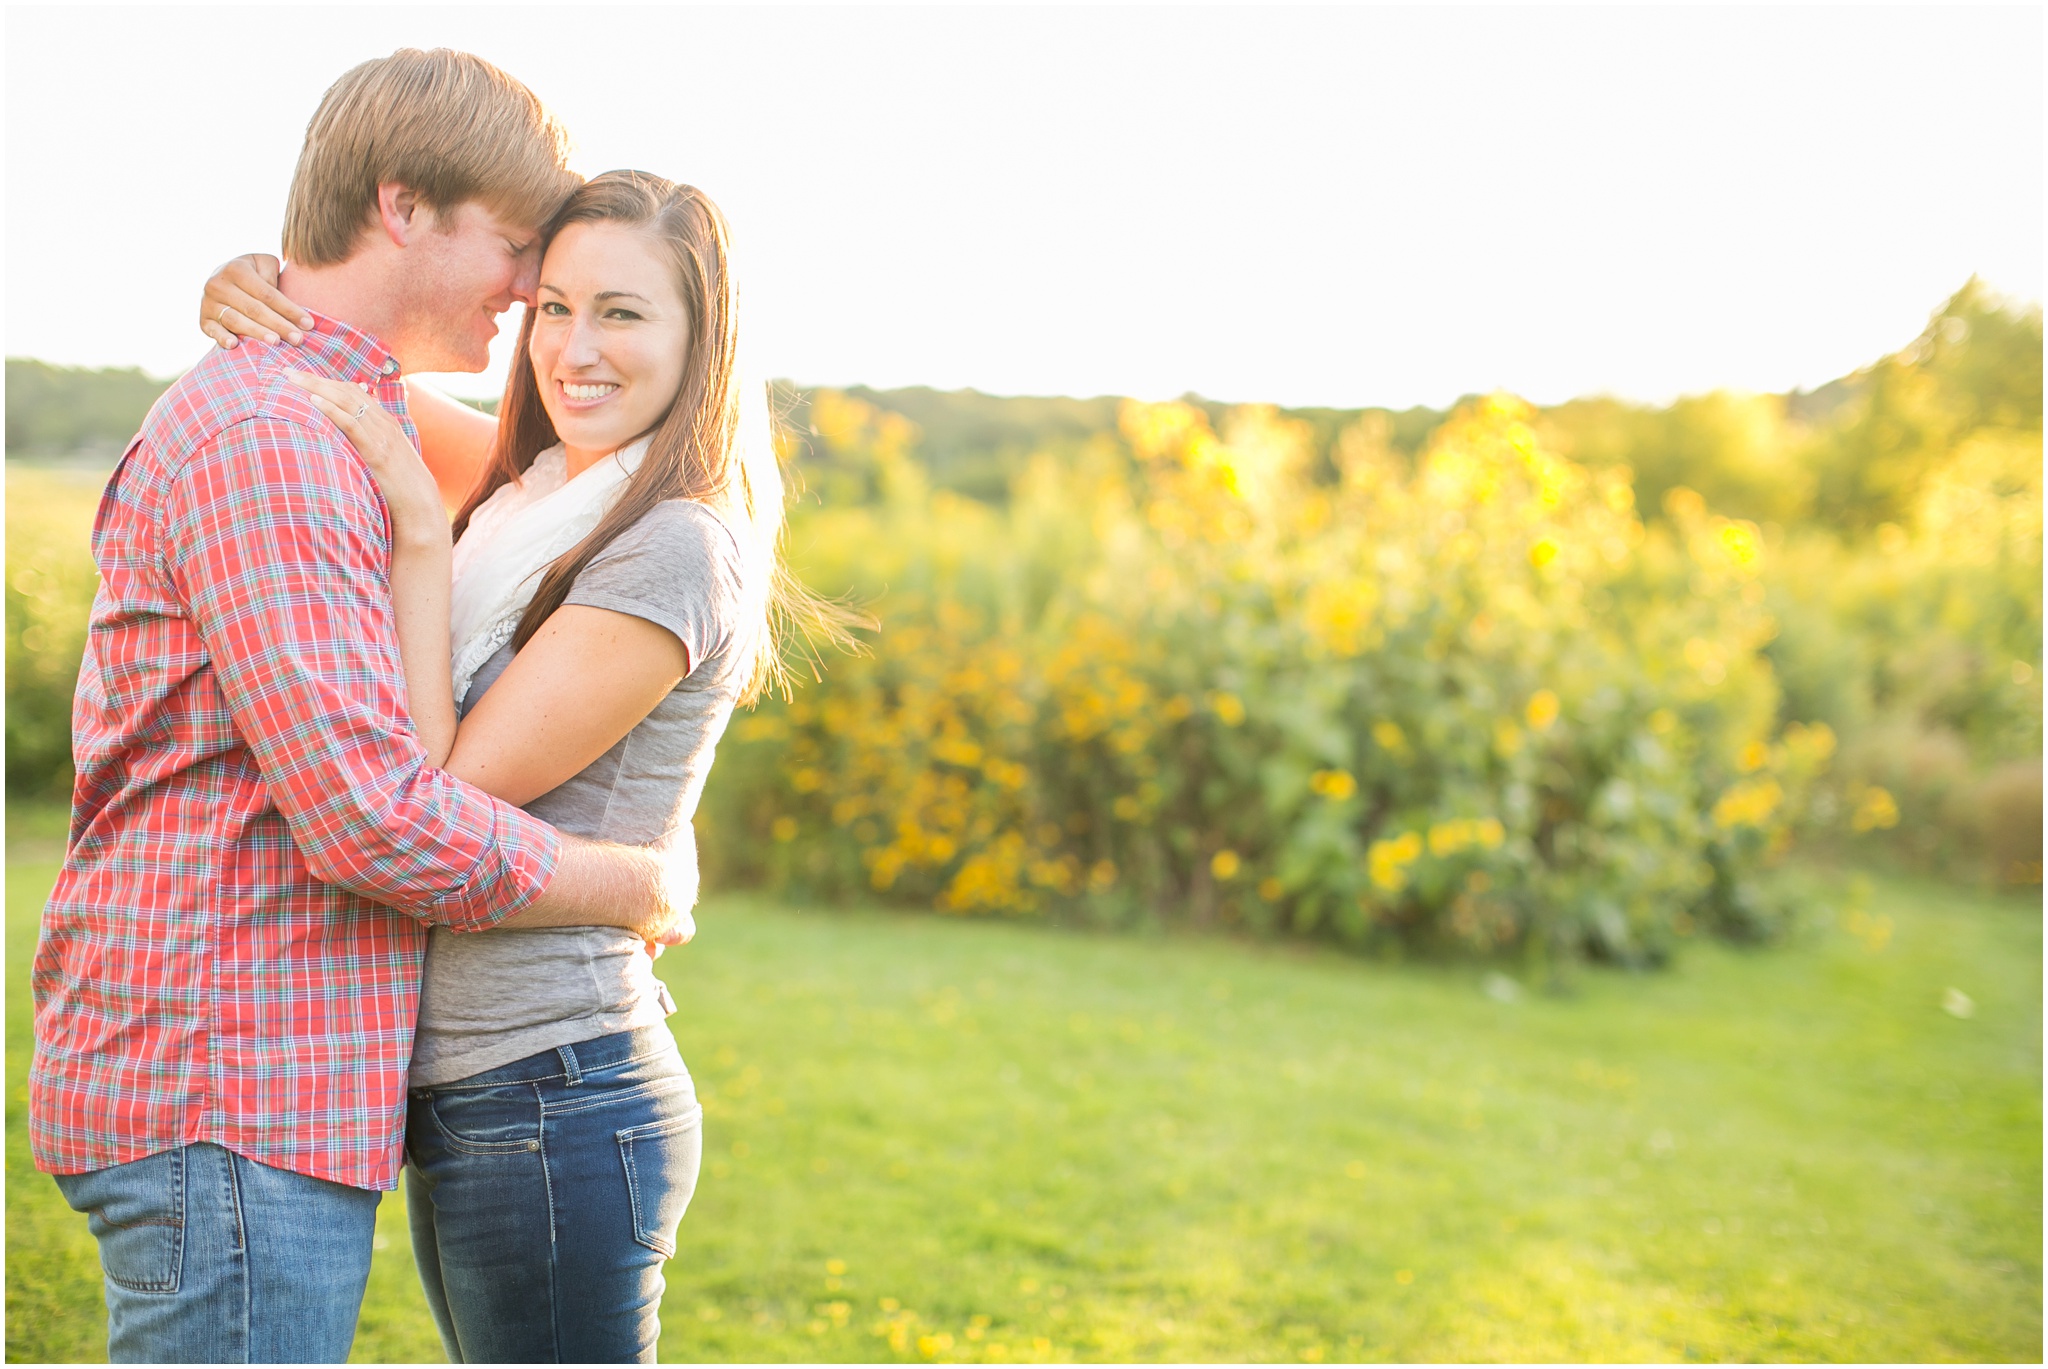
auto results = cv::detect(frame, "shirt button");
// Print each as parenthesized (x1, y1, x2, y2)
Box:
(381, 358, 400, 376)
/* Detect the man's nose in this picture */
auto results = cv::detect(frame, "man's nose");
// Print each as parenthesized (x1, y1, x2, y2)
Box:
(510, 250, 543, 307)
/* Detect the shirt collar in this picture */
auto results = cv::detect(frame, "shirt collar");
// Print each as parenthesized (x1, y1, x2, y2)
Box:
(292, 310, 404, 386)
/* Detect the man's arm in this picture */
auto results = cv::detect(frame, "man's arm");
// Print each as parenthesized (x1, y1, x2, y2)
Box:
(161, 410, 682, 938)
(506, 833, 695, 943)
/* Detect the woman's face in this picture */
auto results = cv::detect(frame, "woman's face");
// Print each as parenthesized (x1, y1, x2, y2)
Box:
(528, 220, 691, 462)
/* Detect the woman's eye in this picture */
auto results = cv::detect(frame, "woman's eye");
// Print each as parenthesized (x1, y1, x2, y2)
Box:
(605, 308, 644, 322)
(540, 302, 570, 316)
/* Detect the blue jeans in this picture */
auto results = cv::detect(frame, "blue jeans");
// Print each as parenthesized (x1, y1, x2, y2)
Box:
(405, 1026, 703, 1363)
(52, 1141, 381, 1362)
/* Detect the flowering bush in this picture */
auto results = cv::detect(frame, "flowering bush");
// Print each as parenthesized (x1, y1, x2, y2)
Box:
(1764, 421, 2042, 880)
(701, 393, 1836, 963)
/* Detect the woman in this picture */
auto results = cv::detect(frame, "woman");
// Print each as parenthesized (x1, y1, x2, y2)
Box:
(202, 171, 841, 1363)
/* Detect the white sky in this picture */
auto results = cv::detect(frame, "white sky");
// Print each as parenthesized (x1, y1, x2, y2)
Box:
(5, 4, 2042, 409)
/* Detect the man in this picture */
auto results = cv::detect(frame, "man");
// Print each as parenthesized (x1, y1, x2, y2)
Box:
(30, 49, 686, 1363)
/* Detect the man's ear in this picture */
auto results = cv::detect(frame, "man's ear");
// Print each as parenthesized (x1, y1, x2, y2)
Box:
(375, 183, 425, 247)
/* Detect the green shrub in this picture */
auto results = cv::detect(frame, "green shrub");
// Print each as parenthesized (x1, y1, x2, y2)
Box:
(701, 395, 1834, 965)
(5, 467, 102, 802)
(4, 359, 169, 458)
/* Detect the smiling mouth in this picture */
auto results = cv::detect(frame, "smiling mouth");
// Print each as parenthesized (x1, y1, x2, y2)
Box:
(559, 381, 621, 403)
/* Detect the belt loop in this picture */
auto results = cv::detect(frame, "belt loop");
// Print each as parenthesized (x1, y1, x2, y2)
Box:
(557, 1043, 582, 1086)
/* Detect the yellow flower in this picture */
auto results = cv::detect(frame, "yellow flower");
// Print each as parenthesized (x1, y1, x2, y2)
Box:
(1368, 858, 1407, 893)
(1784, 720, 1836, 761)
(931, 738, 982, 768)
(1716, 520, 1762, 572)
(1211, 850, 1242, 880)
(1711, 777, 1783, 829)
(1372, 721, 1407, 752)
(1310, 768, 1358, 800)
(1529, 537, 1560, 569)
(1737, 740, 1769, 773)
(868, 848, 905, 891)
(983, 758, 1031, 790)
(1525, 689, 1561, 731)
(771, 816, 799, 842)
(1368, 830, 1424, 889)
(1851, 785, 1900, 833)
(1209, 691, 1247, 726)
(1684, 637, 1727, 685)
(1303, 577, 1380, 656)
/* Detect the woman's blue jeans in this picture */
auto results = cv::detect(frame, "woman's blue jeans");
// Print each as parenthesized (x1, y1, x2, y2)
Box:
(404, 1026, 703, 1363)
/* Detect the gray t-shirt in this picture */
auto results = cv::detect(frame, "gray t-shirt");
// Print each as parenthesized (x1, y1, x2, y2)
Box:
(408, 499, 755, 1087)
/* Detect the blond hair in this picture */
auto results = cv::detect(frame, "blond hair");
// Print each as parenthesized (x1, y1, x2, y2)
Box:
(282, 49, 579, 266)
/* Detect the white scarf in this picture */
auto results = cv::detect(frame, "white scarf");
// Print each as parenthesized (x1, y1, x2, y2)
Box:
(448, 437, 649, 704)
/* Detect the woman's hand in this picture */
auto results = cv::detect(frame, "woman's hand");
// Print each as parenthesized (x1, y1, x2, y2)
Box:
(203, 257, 499, 513)
(202, 254, 313, 349)
(287, 370, 460, 764)
(286, 371, 449, 549)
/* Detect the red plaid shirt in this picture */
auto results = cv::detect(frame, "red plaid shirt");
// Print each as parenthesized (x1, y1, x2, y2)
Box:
(31, 316, 562, 1191)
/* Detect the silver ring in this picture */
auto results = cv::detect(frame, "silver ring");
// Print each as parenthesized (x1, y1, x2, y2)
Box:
(216, 305, 230, 325)
(352, 400, 368, 420)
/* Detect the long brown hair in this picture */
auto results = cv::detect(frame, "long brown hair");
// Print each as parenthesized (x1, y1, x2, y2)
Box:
(454, 170, 860, 702)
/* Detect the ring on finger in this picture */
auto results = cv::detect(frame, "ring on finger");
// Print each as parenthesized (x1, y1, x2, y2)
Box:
(352, 399, 368, 420)
(216, 305, 230, 325)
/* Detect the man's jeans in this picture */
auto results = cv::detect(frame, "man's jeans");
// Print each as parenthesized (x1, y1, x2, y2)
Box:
(406, 1026, 703, 1363)
(53, 1142, 380, 1363)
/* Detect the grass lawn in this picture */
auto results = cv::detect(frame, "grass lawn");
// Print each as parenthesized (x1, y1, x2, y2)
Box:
(7, 804, 2039, 1362)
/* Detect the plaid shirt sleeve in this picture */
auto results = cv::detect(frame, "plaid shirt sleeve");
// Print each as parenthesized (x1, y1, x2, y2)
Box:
(160, 412, 560, 929)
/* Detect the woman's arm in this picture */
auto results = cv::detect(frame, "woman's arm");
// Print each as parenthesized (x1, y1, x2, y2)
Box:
(204, 255, 501, 511)
(458, 609, 695, 952)
(403, 380, 501, 514)
(446, 605, 690, 805)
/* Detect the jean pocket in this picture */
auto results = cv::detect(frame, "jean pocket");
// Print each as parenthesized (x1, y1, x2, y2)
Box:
(616, 1105, 703, 1257)
(61, 1148, 186, 1293)
(427, 1083, 544, 1154)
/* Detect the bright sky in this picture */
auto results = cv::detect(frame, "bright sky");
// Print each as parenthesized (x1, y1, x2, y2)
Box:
(5, 5, 2042, 409)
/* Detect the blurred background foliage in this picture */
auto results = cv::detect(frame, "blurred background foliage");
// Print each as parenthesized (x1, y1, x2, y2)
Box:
(7, 280, 2041, 964)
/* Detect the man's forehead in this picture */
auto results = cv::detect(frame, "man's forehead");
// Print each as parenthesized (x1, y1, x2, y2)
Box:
(443, 199, 547, 240)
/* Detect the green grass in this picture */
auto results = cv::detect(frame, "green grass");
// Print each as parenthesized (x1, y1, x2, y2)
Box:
(7, 807, 2039, 1362)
